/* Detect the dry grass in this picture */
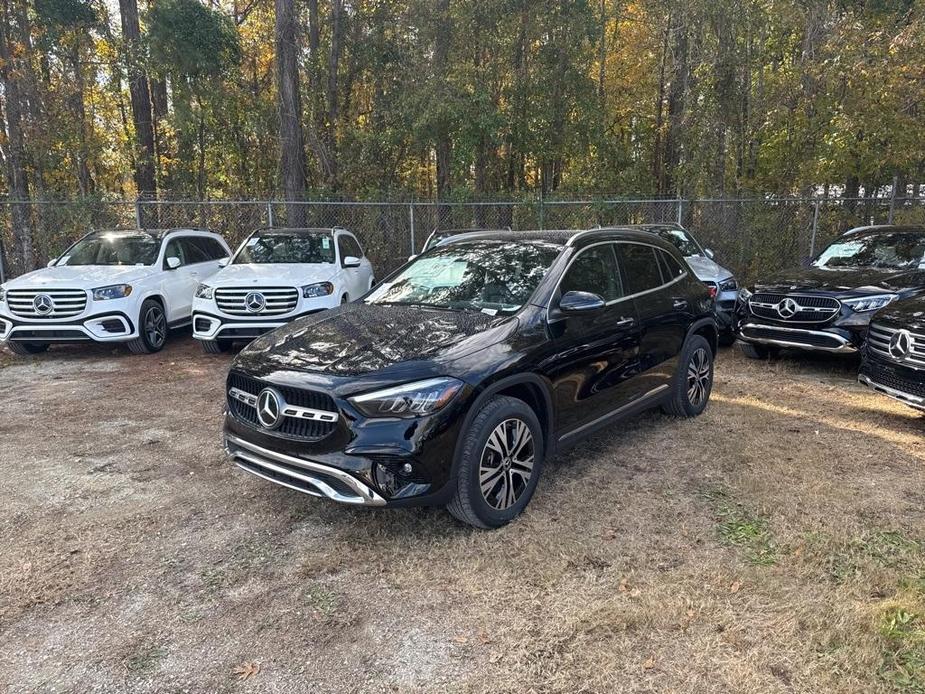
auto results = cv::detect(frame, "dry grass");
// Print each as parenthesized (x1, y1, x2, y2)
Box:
(0, 337, 923, 692)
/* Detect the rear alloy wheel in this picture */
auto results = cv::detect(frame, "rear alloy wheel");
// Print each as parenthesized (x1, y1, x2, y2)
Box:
(662, 334, 714, 417)
(5, 341, 49, 356)
(448, 395, 544, 529)
(127, 299, 168, 354)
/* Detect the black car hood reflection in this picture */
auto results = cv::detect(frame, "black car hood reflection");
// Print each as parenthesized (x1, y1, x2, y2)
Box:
(873, 294, 925, 332)
(755, 265, 925, 297)
(234, 302, 516, 379)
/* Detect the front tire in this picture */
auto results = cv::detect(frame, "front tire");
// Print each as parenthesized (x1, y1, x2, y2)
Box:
(739, 341, 778, 360)
(127, 299, 168, 354)
(662, 335, 714, 418)
(5, 341, 49, 356)
(201, 338, 232, 354)
(447, 395, 544, 529)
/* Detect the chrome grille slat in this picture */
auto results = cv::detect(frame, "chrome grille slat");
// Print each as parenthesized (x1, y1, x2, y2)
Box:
(748, 293, 840, 324)
(215, 286, 299, 316)
(7, 288, 88, 319)
(868, 323, 925, 368)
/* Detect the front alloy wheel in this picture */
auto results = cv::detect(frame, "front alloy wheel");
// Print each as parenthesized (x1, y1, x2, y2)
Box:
(478, 418, 535, 510)
(447, 395, 544, 529)
(662, 334, 714, 417)
(127, 299, 168, 354)
(687, 347, 711, 408)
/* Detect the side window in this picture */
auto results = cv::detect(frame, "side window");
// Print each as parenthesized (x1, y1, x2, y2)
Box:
(560, 244, 623, 302)
(180, 238, 209, 265)
(618, 244, 664, 294)
(338, 235, 363, 265)
(163, 238, 186, 267)
(659, 249, 686, 281)
(190, 237, 228, 260)
(345, 235, 363, 258)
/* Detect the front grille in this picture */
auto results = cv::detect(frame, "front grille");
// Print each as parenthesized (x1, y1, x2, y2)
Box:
(10, 329, 88, 340)
(864, 359, 925, 399)
(215, 287, 298, 316)
(227, 371, 338, 441)
(741, 325, 845, 349)
(749, 293, 840, 324)
(867, 323, 925, 369)
(6, 288, 88, 319)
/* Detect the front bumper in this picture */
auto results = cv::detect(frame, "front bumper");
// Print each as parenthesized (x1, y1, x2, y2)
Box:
(859, 374, 925, 411)
(859, 353, 925, 412)
(736, 323, 859, 353)
(0, 311, 136, 343)
(192, 301, 336, 342)
(225, 434, 387, 506)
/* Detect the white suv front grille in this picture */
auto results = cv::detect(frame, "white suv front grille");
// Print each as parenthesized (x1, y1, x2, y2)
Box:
(6, 288, 88, 319)
(215, 287, 299, 316)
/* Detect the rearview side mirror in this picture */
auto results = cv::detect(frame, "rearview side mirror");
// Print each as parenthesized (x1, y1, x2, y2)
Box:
(558, 291, 606, 313)
(166, 256, 181, 270)
(47, 259, 57, 267)
(218, 258, 229, 268)
(704, 248, 716, 259)
(343, 256, 361, 268)
(407, 254, 418, 262)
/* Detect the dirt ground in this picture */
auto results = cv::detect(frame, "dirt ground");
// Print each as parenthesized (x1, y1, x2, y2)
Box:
(0, 335, 923, 694)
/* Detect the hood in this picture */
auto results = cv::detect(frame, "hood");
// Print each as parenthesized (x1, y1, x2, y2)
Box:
(684, 254, 733, 282)
(233, 302, 518, 381)
(752, 265, 925, 298)
(3, 264, 155, 288)
(873, 294, 925, 332)
(210, 262, 338, 287)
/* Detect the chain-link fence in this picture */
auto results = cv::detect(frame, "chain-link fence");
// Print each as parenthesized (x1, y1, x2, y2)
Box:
(1, 196, 924, 284)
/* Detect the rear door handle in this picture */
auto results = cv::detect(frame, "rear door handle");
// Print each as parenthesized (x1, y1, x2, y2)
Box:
(672, 299, 688, 309)
(616, 317, 635, 327)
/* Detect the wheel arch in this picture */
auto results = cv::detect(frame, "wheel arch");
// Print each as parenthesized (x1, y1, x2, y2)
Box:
(687, 317, 718, 356)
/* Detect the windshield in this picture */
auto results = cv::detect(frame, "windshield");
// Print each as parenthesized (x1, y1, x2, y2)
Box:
(366, 241, 561, 313)
(234, 233, 335, 264)
(812, 232, 925, 271)
(654, 228, 703, 257)
(58, 233, 160, 266)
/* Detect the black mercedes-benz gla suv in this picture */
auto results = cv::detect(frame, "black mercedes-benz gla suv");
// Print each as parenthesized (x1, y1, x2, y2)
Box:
(859, 294, 925, 412)
(734, 225, 925, 358)
(223, 228, 718, 528)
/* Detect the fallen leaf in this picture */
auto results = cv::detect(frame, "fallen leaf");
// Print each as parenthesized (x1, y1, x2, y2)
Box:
(643, 657, 656, 670)
(452, 636, 468, 644)
(618, 578, 630, 593)
(477, 631, 492, 644)
(730, 580, 741, 594)
(232, 662, 260, 681)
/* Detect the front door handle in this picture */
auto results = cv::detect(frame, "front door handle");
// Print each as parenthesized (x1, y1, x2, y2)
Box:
(616, 317, 635, 327)
(672, 299, 688, 309)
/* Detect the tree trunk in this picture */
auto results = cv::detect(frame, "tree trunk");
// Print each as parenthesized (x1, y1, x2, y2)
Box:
(275, 0, 307, 223)
(0, 0, 33, 273)
(664, 10, 689, 198)
(118, 0, 157, 200)
(433, 0, 452, 199)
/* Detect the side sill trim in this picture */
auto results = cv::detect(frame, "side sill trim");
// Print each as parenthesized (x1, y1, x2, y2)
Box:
(558, 384, 670, 443)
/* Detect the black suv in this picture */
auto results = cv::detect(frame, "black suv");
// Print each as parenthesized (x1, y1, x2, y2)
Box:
(223, 228, 717, 528)
(735, 225, 925, 358)
(859, 294, 925, 412)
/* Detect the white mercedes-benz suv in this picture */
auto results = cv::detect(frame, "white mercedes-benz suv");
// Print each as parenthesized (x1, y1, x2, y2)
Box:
(191, 227, 375, 353)
(0, 228, 230, 355)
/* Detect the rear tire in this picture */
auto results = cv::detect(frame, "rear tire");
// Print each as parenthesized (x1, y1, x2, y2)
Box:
(5, 341, 49, 356)
(127, 299, 168, 354)
(447, 395, 544, 529)
(662, 335, 714, 418)
(201, 338, 232, 354)
(739, 341, 778, 360)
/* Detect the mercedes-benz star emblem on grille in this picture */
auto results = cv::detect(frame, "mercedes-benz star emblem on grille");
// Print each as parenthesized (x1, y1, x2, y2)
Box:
(888, 329, 914, 361)
(244, 291, 267, 313)
(256, 387, 283, 429)
(776, 297, 800, 319)
(32, 294, 54, 315)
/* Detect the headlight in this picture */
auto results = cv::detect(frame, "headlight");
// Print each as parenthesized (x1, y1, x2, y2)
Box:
(843, 294, 898, 312)
(719, 277, 738, 293)
(92, 284, 132, 301)
(195, 283, 214, 300)
(349, 377, 464, 419)
(738, 287, 753, 302)
(303, 282, 334, 299)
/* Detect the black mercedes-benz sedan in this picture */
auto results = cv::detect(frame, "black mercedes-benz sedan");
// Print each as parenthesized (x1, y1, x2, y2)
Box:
(859, 294, 925, 412)
(223, 228, 718, 528)
(734, 225, 925, 358)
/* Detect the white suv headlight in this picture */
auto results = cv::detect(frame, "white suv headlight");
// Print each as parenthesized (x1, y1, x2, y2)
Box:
(92, 284, 133, 301)
(195, 283, 214, 300)
(843, 294, 898, 312)
(303, 282, 334, 298)
(349, 377, 464, 419)
(738, 287, 753, 302)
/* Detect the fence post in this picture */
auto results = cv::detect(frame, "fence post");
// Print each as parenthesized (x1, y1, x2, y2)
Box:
(409, 202, 415, 254)
(676, 198, 683, 225)
(538, 194, 545, 230)
(134, 199, 142, 228)
(266, 201, 274, 228)
(888, 174, 898, 224)
(810, 199, 821, 258)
